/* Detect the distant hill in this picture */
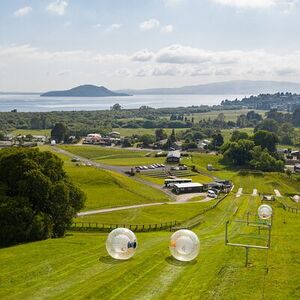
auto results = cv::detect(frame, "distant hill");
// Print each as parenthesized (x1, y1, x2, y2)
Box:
(117, 80, 300, 95)
(41, 85, 130, 97)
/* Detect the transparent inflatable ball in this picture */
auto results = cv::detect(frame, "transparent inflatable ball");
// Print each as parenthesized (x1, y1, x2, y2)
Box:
(106, 228, 137, 260)
(258, 204, 273, 220)
(169, 229, 200, 262)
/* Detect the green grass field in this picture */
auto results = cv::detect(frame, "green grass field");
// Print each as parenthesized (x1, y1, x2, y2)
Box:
(112, 127, 187, 137)
(1, 145, 300, 299)
(1, 193, 299, 299)
(11, 129, 51, 136)
(190, 109, 266, 123)
(59, 145, 166, 166)
(41, 146, 169, 210)
(76, 200, 217, 224)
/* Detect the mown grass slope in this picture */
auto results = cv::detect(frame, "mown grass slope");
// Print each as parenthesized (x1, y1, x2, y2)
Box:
(42, 146, 169, 210)
(0, 194, 299, 300)
(76, 200, 217, 224)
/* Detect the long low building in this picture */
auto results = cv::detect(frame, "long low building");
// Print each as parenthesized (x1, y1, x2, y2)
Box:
(173, 182, 204, 194)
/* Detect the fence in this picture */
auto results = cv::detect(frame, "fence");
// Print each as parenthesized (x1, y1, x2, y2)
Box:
(277, 199, 300, 214)
(70, 221, 177, 232)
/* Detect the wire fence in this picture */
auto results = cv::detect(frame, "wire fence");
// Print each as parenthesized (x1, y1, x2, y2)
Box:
(277, 199, 300, 214)
(70, 221, 177, 232)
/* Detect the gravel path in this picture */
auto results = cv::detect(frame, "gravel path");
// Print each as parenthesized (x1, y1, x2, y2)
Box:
(78, 197, 215, 216)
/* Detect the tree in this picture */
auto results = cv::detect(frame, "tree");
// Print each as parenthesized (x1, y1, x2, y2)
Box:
(250, 147, 284, 172)
(155, 129, 167, 141)
(236, 114, 247, 128)
(293, 108, 300, 126)
(253, 130, 278, 152)
(51, 123, 69, 143)
(230, 131, 249, 142)
(246, 111, 262, 123)
(211, 133, 224, 149)
(0, 148, 85, 247)
(140, 134, 155, 147)
(254, 119, 279, 134)
(169, 129, 176, 143)
(222, 139, 254, 166)
(110, 103, 122, 111)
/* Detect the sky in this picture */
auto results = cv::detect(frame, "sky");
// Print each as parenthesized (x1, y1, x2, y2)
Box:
(1, 0, 300, 92)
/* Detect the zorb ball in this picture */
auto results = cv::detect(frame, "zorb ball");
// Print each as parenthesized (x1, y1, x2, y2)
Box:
(169, 229, 200, 262)
(106, 228, 137, 260)
(258, 204, 273, 220)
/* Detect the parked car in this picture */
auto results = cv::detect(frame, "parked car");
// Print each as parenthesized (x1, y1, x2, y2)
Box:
(71, 157, 80, 162)
(207, 190, 217, 198)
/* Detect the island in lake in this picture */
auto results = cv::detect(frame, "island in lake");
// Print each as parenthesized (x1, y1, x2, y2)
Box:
(40, 84, 130, 97)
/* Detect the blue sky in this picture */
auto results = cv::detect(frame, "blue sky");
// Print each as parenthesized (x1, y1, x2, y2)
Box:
(1, 0, 300, 91)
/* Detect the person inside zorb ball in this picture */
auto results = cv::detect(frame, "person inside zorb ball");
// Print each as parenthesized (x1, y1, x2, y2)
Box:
(258, 204, 273, 220)
(169, 229, 200, 262)
(106, 228, 137, 260)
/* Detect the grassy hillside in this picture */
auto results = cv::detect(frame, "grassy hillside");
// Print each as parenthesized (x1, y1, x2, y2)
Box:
(1, 194, 299, 299)
(76, 200, 217, 224)
(42, 146, 169, 210)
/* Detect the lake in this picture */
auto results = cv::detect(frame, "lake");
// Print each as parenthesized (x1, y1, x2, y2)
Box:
(0, 94, 249, 112)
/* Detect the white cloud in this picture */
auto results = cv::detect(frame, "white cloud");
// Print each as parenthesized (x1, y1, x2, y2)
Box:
(1, 44, 300, 91)
(212, 0, 299, 9)
(139, 19, 160, 31)
(152, 65, 181, 76)
(106, 23, 123, 32)
(131, 49, 154, 62)
(46, 0, 68, 16)
(161, 25, 174, 33)
(156, 45, 213, 64)
(14, 6, 32, 17)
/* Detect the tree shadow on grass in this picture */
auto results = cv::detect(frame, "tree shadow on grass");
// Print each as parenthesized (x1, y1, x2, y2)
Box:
(99, 255, 129, 265)
(165, 256, 197, 266)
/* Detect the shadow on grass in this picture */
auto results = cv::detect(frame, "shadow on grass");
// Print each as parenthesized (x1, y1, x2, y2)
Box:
(165, 256, 197, 266)
(99, 255, 129, 265)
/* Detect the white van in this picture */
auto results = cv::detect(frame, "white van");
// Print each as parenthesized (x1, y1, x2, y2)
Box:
(207, 190, 217, 198)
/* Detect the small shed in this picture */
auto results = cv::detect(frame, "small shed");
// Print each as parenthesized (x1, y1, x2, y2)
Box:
(166, 150, 181, 163)
(173, 182, 204, 194)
